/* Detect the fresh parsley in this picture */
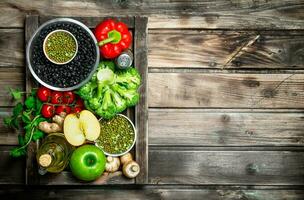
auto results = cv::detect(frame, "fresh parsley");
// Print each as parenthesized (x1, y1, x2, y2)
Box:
(4, 88, 47, 157)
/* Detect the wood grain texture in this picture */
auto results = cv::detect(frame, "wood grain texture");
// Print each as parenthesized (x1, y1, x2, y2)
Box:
(1, 188, 304, 200)
(0, 0, 304, 29)
(149, 109, 304, 146)
(25, 15, 39, 185)
(148, 149, 304, 185)
(0, 108, 19, 145)
(0, 67, 24, 107)
(149, 30, 304, 69)
(134, 16, 148, 184)
(40, 16, 134, 28)
(148, 73, 304, 108)
(0, 29, 24, 67)
(0, 146, 24, 184)
(38, 171, 134, 185)
(3, 29, 304, 69)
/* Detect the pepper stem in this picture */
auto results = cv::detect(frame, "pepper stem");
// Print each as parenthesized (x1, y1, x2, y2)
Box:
(98, 30, 122, 46)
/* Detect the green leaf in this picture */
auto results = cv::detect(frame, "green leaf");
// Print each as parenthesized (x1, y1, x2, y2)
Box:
(31, 89, 37, 97)
(24, 123, 32, 132)
(35, 99, 43, 115)
(25, 96, 35, 110)
(3, 117, 13, 127)
(32, 116, 46, 127)
(10, 147, 26, 157)
(24, 128, 32, 144)
(9, 88, 22, 101)
(13, 103, 23, 117)
(21, 111, 31, 124)
(32, 129, 44, 141)
(11, 117, 20, 129)
(18, 135, 25, 146)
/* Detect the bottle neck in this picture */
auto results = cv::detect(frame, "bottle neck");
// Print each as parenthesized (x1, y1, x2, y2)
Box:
(38, 154, 53, 168)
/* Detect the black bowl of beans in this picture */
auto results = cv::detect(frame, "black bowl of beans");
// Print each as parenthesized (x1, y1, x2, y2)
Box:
(26, 18, 100, 91)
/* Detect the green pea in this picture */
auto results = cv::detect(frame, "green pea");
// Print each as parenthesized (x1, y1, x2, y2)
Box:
(45, 31, 76, 63)
(97, 115, 135, 154)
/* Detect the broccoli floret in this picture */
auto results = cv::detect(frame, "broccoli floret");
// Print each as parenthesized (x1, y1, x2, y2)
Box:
(96, 68, 115, 98)
(77, 61, 141, 119)
(123, 90, 140, 107)
(111, 92, 127, 113)
(95, 89, 116, 119)
(98, 60, 115, 71)
(78, 81, 97, 100)
(115, 68, 141, 90)
(88, 98, 102, 110)
(112, 84, 140, 107)
(84, 100, 94, 112)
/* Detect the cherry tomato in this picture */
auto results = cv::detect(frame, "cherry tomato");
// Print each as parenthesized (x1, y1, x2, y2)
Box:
(37, 87, 51, 102)
(72, 107, 82, 113)
(51, 91, 63, 104)
(55, 105, 71, 115)
(41, 104, 55, 118)
(63, 91, 75, 104)
(75, 97, 84, 109)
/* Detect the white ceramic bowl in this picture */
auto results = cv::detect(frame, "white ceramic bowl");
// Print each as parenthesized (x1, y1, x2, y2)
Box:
(43, 29, 78, 65)
(95, 114, 136, 157)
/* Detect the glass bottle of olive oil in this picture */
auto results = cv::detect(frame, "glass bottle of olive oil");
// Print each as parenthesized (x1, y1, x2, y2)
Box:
(36, 133, 73, 173)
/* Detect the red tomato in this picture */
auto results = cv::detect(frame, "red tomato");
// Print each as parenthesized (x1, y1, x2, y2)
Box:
(37, 87, 51, 102)
(55, 105, 71, 115)
(51, 91, 63, 104)
(72, 107, 82, 113)
(41, 104, 55, 118)
(75, 97, 84, 109)
(63, 91, 75, 104)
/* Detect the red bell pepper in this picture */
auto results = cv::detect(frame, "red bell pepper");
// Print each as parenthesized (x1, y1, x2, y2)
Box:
(94, 19, 132, 59)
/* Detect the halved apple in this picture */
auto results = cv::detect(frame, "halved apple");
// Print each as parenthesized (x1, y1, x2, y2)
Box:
(64, 110, 100, 146)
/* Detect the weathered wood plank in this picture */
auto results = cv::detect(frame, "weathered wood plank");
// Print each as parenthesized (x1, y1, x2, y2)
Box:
(149, 109, 304, 146)
(3, 29, 304, 69)
(149, 30, 304, 69)
(5, 71, 304, 109)
(148, 73, 304, 108)
(0, 146, 24, 184)
(40, 16, 134, 28)
(149, 149, 304, 185)
(38, 171, 134, 185)
(25, 14, 39, 185)
(1, 188, 304, 200)
(0, 29, 24, 67)
(134, 16, 148, 184)
(0, 67, 24, 107)
(0, 0, 304, 29)
(0, 108, 19, 145)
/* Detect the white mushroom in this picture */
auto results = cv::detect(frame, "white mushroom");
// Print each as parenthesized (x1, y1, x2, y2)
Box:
(120, 152, 133, 165)
(122, 160, 140, 178)
(105, 156, 120, 172)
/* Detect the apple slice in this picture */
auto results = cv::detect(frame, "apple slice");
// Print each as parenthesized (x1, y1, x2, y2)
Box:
(64, 110, 100, 146)
(79, 110, 101, 141)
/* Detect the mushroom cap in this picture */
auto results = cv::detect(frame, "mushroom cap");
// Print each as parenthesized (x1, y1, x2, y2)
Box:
(123, 160, 140, 178)
(120, 153, 133, 165)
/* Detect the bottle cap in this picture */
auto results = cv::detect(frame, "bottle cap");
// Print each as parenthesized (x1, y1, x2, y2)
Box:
(39, 154, 52, 167)
(115, 50, 133, 69)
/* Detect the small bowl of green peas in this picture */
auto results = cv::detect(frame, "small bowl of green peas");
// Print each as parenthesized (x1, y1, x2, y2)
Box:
(95, 114, 136, 157)
(43, 29, 78, 65)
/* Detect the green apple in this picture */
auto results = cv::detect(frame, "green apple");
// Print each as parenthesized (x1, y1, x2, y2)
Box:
(70, 145, 106, 181)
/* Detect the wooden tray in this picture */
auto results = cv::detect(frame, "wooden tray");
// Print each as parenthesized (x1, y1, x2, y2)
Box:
(25, 15, 148, 185)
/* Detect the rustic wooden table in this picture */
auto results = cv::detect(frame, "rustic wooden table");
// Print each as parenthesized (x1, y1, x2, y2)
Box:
(1, 1, 304, 199)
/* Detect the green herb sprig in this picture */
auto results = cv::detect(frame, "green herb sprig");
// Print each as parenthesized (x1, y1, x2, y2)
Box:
(4, 88, 47, 157)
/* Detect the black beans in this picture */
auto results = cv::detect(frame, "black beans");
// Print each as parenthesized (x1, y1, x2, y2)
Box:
(30, 21, 97, 88)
